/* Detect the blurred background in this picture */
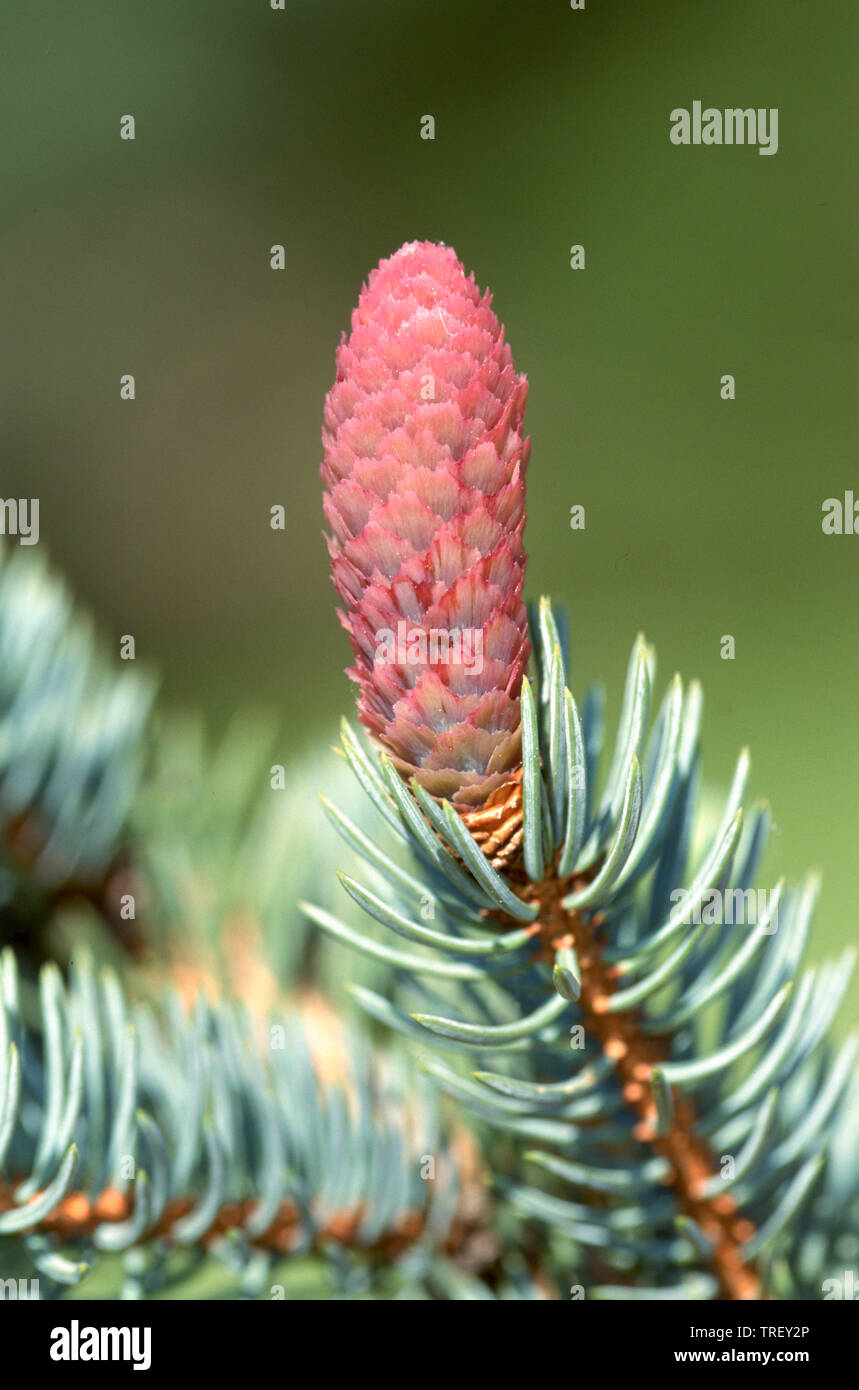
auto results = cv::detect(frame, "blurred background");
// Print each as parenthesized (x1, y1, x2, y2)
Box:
(0, 1, 855, 1007)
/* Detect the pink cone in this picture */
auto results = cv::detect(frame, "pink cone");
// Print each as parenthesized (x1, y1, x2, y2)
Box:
(322, 241, 530, 808)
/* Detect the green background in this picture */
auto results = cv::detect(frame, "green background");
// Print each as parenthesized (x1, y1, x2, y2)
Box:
(1, 1, 855, 1010)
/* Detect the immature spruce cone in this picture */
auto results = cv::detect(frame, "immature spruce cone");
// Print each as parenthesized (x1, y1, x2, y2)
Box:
(321, 241, 530, 808)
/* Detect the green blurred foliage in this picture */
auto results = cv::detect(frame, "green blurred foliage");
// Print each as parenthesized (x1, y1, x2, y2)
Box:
(0, 0, 854, 1011)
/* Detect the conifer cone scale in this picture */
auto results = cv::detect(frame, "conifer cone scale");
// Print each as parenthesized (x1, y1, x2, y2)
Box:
(322, 242, 530, 810)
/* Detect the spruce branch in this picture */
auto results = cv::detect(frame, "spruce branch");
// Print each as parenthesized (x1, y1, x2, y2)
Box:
(0, 546, 154, 958)
(312, 242, 858, 1300)
(313, 613, 857, 1299)
(0, 947, 503, 1299)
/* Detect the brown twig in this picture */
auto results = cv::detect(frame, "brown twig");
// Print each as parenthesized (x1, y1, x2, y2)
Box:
(0, 1179, 498, 1273)
(462, 782, 761, 1300)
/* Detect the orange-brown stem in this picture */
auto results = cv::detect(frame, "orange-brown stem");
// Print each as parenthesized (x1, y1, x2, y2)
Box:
(519, 863, 760, 1299)
(461, 780, 761, 1301)
(0, 1182, 492, 1271)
